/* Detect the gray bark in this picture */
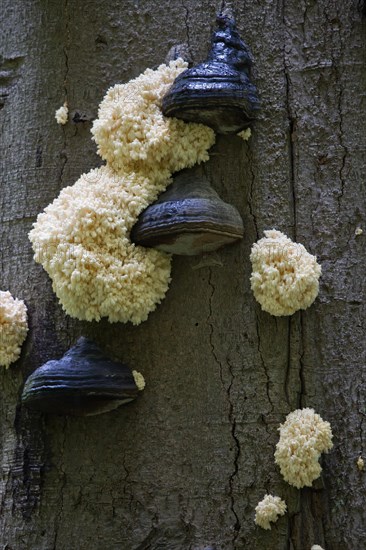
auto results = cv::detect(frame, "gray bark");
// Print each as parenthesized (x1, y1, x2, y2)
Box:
(1, 0, 365, 548)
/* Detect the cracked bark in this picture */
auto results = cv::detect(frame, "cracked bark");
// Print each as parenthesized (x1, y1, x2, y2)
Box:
(1, 0, 366, 549)
(207, 269, 241, 546)
(58, 0, 70, 189)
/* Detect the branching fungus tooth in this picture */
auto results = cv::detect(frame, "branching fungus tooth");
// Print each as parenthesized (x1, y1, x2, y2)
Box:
(274, 408, 333, 489)
(55, 102, 68, 125)
(0, 291, 28, 368)
(30, 61, 215, 323)
(250, 230, 321, 316)
(254, 494, 287, 530)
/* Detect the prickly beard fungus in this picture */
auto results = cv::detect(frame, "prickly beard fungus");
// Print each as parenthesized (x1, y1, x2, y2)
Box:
(29, 61, 215, 323)
(55, 102, 68, 125)
(0, 291, 28, 367)
(91, 59, 215, 183)
(250, 230, 321, 316)
(29, 167, 172, 324)
(254, 494, 287, 530)
(274, 408, 333, 488)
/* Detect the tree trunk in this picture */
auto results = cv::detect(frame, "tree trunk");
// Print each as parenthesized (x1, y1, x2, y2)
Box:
(1, 0, 365, 548)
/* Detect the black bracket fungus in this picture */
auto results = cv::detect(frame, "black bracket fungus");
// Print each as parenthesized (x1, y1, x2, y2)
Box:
(72, 111, 90, 123)
(162, 8, 259, 134)
(131, 165, 244, 255)
(21, 337, 142, 416)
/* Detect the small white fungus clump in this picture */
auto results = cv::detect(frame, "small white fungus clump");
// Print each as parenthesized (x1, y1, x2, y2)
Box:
(55, 102, 68, 125)
(30, 61, 215, 324)
(311, 546, 325, 550)
(254, 494, 287, 530)
(237, 128, 251, 141)
(355, 227, 363, 236)
(275, 408, 333, 489)
(357, 456, 365, 471)
(250, 230, 321, 316)
(0, 291, 28, 368)
(132, 370, 145, 391)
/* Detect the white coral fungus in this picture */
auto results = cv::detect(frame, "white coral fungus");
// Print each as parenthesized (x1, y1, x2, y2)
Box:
(30, 61, 215, 323)
(311, 546, 325, 550)
(55, 102, 68, 125)
(29, 167, 172, 323)
(275, 408, 333, 489)
(254, 494, 287, 530)
(132, 370, 145, 391)
(91, 59, 215, 183)
(250, 230, 321, 316)
(0, 291, 28, 368)
(237, 128, 251, 141)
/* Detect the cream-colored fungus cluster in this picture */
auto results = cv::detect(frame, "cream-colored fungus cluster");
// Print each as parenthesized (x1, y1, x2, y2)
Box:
(91, 59, 215, 183)
(250, 230, 321, 316)
(357, 456, 365, 471)
(30, 61, 215, 323)
(30, 167, 172, 323)
(237, 128, 251, 141)
(274, 408, 333, 489)
(55, 102, 68, 125)
(0, 291, 28, 368)
(132, 370, 146, 391)
(254, 494, 287, 530)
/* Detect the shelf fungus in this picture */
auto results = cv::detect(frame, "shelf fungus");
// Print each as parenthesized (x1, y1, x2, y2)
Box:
(131, 166, 243, 255)
(162, 8, 259, 134)
(274, 408, 333, 489)
(0, 291, 28, 368)
(21, 337, 144, 416)
(250, 230, 322, 316)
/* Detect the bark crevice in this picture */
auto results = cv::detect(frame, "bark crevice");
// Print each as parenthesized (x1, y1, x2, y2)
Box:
(0, 55, 25, 110)
(284, 320, 291, 407)
(255, 315, 273, 414)
(181, 1, 192, 59)
(298, 313, 306, 408)
(284, 70, 297, 239)
(10, 407, 47, 522)
(52, 418, 67, 550)
(59, 0, 71, 189)
(246, 146, 259, 239)
(207, 269, 241, 547)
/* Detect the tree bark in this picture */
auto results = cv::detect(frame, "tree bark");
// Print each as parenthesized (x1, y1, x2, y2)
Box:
(1, 0, 365, 548)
